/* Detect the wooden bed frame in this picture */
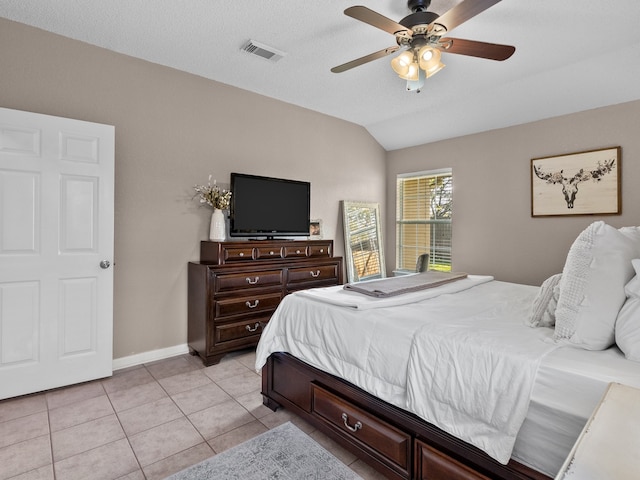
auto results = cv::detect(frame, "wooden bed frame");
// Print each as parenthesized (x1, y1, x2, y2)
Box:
(262, 352, 552, 480)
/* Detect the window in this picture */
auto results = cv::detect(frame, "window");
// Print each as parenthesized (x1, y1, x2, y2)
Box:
(396, 169, 452, 273)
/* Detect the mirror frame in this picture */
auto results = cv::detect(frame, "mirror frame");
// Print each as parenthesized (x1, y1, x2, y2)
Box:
(341, 200, 386, 284)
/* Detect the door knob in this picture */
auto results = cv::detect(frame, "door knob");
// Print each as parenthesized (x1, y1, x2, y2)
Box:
(99, 260, 111, 269)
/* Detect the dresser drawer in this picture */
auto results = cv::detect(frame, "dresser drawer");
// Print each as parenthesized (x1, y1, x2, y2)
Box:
(215, 270, 283, 292)
(307, 242, 332, 257)
(214, 292, 282, 317)
(255, 246, 283, 260)
(288, 263, 339, 284)
(222, 246, 255, 262)
(283, 245, 308, 258)
(214, 316, 270, 344)
(311, 385, 410, 472)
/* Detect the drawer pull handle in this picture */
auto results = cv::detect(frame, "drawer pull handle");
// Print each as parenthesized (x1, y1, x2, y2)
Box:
(239, 252, 244, 257)
(296, 249, 301, 254)
(245, 300, 260, 309)
(270, 251, 275, 255)
(310, 270, 321, 278)
(245, 322, 260, 332)
(341, 413, 362, 433)
(246, 276, 259, 284)
(320, 249, 324, 253)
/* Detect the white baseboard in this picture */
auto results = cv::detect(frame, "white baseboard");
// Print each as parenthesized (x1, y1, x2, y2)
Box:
(112, 344, 190, 371)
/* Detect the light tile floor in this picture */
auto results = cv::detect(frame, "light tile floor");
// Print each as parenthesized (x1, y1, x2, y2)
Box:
(0, 348, 386, 480)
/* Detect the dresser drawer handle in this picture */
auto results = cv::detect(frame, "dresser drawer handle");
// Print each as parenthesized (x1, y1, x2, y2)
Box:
(296, 249, 301, 254)
(320, 248, 324, 253)
(245, 322, 260, 332)
(310, 270, 321, 278)
(341, 413, 362, 433)
(246, 276, 259, 284)
(239, 252, 245, 257)
(245, 300, 260, 309)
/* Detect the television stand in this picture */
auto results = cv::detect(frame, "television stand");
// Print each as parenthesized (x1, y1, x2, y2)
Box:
(188, 239, 343, 365)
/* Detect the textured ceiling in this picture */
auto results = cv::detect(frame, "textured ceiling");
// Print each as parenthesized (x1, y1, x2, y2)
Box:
(2, 0, 640, 151)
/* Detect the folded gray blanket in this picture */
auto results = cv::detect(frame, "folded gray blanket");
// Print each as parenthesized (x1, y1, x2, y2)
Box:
(344, 271, 468, 298)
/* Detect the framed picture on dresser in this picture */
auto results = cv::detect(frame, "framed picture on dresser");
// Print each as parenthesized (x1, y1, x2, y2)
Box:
(309, 219, 322, 239)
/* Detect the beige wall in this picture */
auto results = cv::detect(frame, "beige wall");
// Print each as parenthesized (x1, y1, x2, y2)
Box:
(0, 19, 387, 360)
(387, 100, 640, 286)
(3, 17, 640, 362)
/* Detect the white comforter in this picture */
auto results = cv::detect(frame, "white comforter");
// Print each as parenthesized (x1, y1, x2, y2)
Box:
(405, 290, 557, 463)
(255, 279, 557, 464)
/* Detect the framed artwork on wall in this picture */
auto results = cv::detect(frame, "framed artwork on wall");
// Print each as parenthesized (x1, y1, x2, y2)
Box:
(531, 146, 621, 217)
(309, 219, 322, 239)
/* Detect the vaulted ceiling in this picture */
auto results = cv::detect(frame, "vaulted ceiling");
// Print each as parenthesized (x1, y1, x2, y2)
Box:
(2, 0, 640, 150)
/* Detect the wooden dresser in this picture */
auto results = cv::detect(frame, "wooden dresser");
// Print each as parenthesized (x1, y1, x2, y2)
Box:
(188, 239, 343, 366)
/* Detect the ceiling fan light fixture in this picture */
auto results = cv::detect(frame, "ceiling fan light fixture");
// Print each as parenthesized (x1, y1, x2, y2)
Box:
(404, 61, 420, 81)
(424, 59, 445, 78)
(333, 3, 516, 92)
(406, 67, 425, 92)
(419, 47, 433, 62)
(412, 45, 446, 80)
(417, 45, 441, 71)
(391, 50, 414, 77)
(391, 44, 445, 87)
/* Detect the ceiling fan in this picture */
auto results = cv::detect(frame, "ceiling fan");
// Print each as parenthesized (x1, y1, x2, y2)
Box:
(331, 0, 515, 92)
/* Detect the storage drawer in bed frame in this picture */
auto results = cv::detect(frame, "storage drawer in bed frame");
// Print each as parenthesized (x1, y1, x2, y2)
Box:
(262, 352, 551, 480)
(415, 441, 491, 480)
(312, 384, 411, 477)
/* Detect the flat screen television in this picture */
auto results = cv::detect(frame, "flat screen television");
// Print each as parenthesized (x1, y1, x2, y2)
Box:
(229, 173, 310, 239)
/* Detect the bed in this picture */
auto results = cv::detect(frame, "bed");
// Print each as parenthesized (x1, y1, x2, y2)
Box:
(255, 221, 640, 479)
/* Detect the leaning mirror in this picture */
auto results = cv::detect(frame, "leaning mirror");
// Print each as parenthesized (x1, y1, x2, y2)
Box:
(341, 201, 386, 283)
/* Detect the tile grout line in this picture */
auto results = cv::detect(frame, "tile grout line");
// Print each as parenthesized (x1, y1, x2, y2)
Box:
(106, 365, 150, 479)
(46, 401, 56, 480)
(144, 364, 211, 477)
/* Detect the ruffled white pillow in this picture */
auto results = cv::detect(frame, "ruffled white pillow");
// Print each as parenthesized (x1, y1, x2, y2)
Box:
(620, 226, 640, 245)
(554, 221, 638, 350)
(616, 259, 640, 362)
(526, 273, 561, 328)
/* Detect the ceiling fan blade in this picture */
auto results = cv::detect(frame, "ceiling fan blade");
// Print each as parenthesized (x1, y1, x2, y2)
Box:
(433, 0, 502, 33)
(331, 46, 401, 73)
(344, 6, 410, 36)
(438, 37, 515, 61)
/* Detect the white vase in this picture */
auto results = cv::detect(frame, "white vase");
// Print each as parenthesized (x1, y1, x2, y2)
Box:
(209, 208, 226, 241)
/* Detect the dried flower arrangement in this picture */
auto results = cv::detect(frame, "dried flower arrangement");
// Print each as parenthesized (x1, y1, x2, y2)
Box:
(193, 175, 232, 210)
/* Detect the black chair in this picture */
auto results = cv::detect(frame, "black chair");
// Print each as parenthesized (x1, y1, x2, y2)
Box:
(416, 253, 430, 273)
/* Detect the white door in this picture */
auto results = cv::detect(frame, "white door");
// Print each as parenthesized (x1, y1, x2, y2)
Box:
(0, 107, 114, 400)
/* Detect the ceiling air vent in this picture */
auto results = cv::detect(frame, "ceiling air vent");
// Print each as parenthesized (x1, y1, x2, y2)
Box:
(240, 40, 286, 63)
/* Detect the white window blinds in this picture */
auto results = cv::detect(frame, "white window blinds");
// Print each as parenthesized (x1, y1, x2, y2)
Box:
(396, 169, 452, 272)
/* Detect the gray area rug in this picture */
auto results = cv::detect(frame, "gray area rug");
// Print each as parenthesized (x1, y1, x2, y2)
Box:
(166, 422, 364, 480)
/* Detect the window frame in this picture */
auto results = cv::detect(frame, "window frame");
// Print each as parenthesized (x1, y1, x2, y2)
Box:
(395, 168, 453, 274)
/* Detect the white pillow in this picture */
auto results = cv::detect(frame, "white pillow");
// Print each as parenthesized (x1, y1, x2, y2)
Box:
(619, 226, 640, 247)
(526, 273, 561, 328)
(623, 259, 640, 297)
(554, 221, 638, 350)
(616, 259, 640, 362)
